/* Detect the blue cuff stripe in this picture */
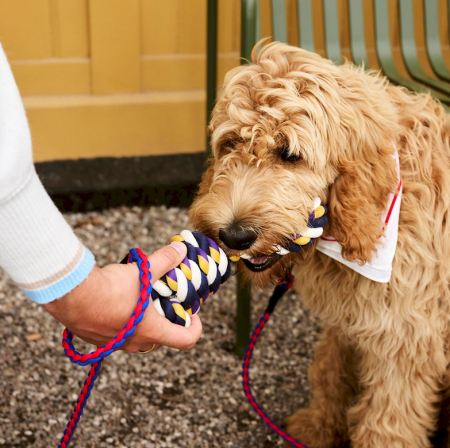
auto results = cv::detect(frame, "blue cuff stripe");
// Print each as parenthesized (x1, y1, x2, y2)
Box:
(22, 247, 96, 304)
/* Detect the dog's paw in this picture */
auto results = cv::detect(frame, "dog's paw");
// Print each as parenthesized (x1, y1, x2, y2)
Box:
(285, 408, 348, 448)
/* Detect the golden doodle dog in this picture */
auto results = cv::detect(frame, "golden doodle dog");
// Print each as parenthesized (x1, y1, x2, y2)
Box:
(190, 42, 450, 447)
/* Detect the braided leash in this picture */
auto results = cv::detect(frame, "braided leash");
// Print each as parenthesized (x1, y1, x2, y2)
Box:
(59, 248, 152, 447)
(57, 199, 327, 447)
(242, 275, 309, 448)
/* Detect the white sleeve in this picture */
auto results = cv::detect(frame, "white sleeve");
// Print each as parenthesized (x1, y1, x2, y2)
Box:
(0, 42, 95, 304)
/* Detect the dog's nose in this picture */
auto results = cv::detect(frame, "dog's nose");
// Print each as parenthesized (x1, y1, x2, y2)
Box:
(219, 224, 258, 250)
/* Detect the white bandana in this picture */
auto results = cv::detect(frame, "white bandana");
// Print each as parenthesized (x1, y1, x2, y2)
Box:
(316, 152, 402, 283)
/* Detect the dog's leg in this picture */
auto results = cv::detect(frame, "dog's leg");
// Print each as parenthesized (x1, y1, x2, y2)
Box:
(347, 334, 445, 448)
(285, 327, 358, 448)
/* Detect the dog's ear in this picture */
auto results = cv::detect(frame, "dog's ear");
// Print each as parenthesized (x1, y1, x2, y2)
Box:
(325, 69, 399, 264)
(327, 149, 397, 263)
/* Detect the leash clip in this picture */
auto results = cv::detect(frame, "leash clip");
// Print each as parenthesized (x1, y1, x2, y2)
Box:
(277, 273, 294, 291)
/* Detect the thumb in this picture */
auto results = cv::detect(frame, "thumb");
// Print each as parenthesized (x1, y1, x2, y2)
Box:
(147, 241, 187, 283)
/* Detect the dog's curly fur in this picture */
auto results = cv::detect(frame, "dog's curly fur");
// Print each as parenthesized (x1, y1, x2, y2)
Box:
(190, 42, 450, 447)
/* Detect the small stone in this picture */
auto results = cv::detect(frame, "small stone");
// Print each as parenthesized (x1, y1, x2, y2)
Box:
(26, 333, 42, 341)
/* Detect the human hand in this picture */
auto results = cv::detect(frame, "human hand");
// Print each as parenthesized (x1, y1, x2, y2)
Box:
(43, 242, 202, 353)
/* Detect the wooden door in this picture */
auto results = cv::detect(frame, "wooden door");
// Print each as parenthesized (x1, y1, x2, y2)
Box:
(0, 0, 240, 162)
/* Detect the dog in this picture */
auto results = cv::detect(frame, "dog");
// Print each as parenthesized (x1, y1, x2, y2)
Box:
(189, 42, 450, 447)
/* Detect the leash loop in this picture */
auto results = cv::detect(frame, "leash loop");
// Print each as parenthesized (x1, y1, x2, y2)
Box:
(59, 248, 151, 447)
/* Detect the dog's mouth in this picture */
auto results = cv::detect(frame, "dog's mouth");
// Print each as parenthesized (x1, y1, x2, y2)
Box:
(222, 198, 327, 274)
(240, 253, 282, 272)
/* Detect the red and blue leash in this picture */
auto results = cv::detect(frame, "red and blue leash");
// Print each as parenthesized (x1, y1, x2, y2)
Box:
(58, 250, 307, 448)
(242, 273, 309, 448)
(58, 248, 151, 448)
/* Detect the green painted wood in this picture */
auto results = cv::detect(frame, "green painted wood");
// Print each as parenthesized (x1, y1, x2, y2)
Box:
(234, 272, 252, 357)
(399, 0, 450, 96)
(234, 0, 258, 357)
(256, 0, 262, 42)
(373, 0, 450, 104)
(206, 0, 218, 157)
(348, 0, 369, 67)
(271, 0, 288, 43)
(241, 0, 258, 61)
(297, 0, 315, 52)
(423, 0, 450, 82)
(323, 0, 342, 63)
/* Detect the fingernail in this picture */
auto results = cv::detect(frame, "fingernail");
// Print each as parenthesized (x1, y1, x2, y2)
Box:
(170, 241, 186, 255)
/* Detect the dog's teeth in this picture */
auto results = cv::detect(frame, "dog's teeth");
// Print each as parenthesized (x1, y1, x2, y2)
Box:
(250, 256, 270, 265)
(240, 254, 251, 260)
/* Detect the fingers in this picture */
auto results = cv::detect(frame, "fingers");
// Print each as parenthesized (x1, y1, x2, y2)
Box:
(144, 244, 202, 350)
(155, 314, 203, 350)
(147, 242, 187, 283)
(123, 316, 202, 353)
(125, 313, 203, 353)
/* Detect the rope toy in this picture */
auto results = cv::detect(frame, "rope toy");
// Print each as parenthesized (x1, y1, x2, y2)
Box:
(57, 198, 327, 447)
(150, 230, 232, 327)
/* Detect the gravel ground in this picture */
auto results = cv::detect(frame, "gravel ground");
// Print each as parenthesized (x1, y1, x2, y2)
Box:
(0, 205, 321, 448)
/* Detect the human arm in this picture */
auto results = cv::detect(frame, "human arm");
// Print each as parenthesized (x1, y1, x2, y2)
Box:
(0, 42, 201, 351)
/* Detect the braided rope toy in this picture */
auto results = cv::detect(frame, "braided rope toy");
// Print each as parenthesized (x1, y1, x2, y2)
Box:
(57, 198, 327, 447)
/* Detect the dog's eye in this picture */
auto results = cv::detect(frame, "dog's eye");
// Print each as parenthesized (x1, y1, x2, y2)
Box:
(279, 146, 302, 162)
